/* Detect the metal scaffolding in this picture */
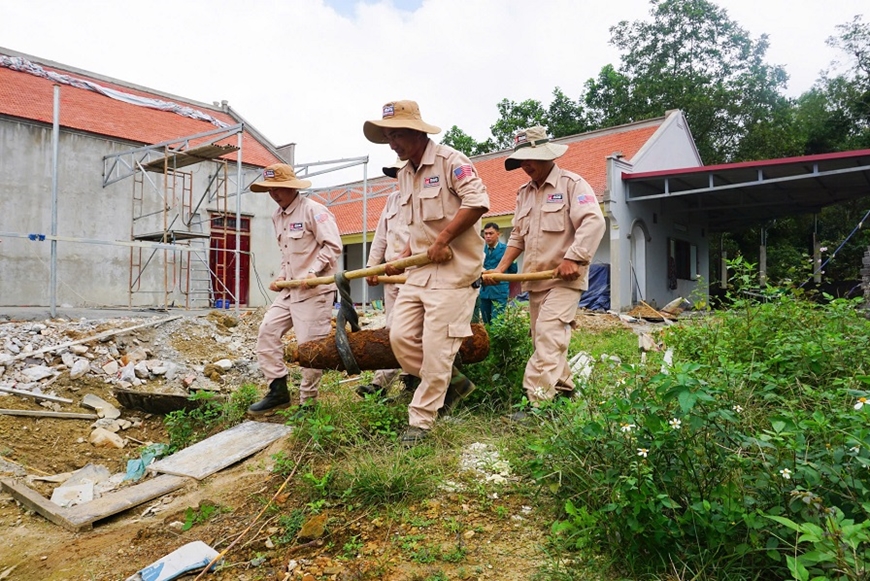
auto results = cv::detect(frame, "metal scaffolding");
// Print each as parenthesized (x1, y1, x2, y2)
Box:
(103, 124, 259, 310)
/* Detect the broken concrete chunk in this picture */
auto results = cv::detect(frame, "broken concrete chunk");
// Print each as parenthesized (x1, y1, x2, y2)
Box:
(61, 352, 76, 368)
(88, 427, 126, 449)
(70, 345, 89, 355)
(92, 418, 121, 433)
(50, 482, 94, 508)
(102, 360, 119, 376)
(65, 463, 111, 487)
(122, 347, 148, 366)
(133, 361, 150, 379)
(213, 359, 233, 371)
(22, 365, 56, 382)
(82, 394, 121, 419)
(69, 359, 90, 380)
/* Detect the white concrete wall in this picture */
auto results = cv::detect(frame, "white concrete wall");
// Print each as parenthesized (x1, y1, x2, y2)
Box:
(0, 118, 278, 308)
(606, 111, 708, 310)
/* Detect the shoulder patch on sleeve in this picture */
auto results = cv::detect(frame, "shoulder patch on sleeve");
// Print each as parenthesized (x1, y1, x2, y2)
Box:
(314, 212, 332, 223)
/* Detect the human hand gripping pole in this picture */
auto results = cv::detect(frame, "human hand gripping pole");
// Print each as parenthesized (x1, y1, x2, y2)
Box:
(273, 251, 449, 290)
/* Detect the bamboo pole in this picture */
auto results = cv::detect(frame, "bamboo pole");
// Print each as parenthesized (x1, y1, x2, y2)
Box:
(275, 252, 436, 290)
(374, 269, 557, 285)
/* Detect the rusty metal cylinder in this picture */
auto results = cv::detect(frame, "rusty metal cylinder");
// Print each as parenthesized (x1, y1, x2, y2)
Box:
(288, 323, 490, 371)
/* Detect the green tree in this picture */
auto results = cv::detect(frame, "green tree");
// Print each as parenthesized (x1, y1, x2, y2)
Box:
(587, 0, 791, 163)
(489, 98, 548, 150)
(546, 87, 589, 137)
(440, 125, 495, 157)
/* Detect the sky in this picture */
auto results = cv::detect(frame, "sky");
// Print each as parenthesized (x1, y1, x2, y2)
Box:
(0, 0, 866, 187)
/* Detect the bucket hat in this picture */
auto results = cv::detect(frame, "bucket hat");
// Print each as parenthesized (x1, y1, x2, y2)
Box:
(364, 100, 441, 144)
(383, 158, 408, 179)
(250, 164, 311, 192)
(504, 126, 568, 171)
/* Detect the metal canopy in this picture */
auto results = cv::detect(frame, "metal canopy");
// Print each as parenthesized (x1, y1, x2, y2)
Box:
(623, 149, 870, 231)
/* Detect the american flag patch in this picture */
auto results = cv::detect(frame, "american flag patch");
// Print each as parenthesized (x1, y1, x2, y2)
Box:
(424, 176, 440, 188)
(289, 222, 303, 231)
(453, 165, 473, 181)
(577, 194, 595, 204)
(315, 213, 330, 223)
(264, 169, 275, 178)
(547, 193, 564, 203)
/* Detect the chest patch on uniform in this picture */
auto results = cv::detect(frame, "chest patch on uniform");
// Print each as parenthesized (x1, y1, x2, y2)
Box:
(547, 193, 564, 203)
(576, 194, 595, 205)
(315, 212, 330, 223)
(289, 222, 304, 231)
(424, 176, 440, 187)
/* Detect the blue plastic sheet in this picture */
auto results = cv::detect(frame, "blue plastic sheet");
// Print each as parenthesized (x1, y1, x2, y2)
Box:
(513, 263, 611, 312)
(124, 443, 169, 482)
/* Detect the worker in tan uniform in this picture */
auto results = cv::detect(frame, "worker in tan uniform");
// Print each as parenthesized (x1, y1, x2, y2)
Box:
(247, 163, 343, 415)
(358, 159, 419, 398)
(363, 100, 490, 444)
(483, 126, 605, 420)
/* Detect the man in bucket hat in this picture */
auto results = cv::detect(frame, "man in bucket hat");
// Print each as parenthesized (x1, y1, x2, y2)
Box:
(247, 163, 342, 415)
(483, 126, 605, 420)
(358, 159, 420, 399)
(363, 100, 490, 444)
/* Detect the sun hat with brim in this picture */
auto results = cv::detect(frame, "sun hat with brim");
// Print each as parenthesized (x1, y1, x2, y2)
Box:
(250, 163, 312, 192)
(504, 126, 569, 171)
(383, 158, 408, 179)
(363, 100, 441, 144)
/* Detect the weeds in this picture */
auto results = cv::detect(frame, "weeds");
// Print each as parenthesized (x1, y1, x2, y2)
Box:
(163, 384, 259, 452)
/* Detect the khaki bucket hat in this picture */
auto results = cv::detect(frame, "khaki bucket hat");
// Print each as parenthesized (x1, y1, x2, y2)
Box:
(504, 126, 569, 171)
(382, 158, 408, 179)
(250, 163, 312, 192)
(363, 100, 441, 144)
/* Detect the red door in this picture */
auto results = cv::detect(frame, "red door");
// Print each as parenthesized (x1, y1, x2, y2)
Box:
(210, 214, 251, 306)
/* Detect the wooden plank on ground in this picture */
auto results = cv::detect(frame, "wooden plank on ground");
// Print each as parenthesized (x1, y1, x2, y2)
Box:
(0, 386, 73, 404)
(1, 478, 75, 530)
(64, 474, 189, 531)
(0, 409, 97, 420)
(149, 421, 292, 480)
(1, 475, 191, 532)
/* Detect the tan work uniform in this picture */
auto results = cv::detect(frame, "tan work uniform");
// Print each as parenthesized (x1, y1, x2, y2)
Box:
(366, 190, 409, 388)
(256, 195, 342, 403)
(507, 164, 606, 403)
(390, 140, 490, 429)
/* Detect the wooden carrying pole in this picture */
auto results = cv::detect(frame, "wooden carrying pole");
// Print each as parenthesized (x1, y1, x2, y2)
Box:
(275, 252, 434, 290)
(375, 269, 557, 285)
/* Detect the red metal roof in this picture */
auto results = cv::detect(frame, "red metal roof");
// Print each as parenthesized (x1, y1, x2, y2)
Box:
(0, 54, 281, 168)
(328, 120, 663, 236)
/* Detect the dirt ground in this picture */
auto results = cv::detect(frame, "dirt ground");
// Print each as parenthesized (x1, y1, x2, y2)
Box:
(0, 307, 631, 581)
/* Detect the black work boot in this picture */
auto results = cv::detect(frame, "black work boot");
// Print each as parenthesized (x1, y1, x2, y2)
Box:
(439, 367, 476, 417)
(356, 382, 385, 399)
(401, 374, 421, 392)
(247, 376, 291, 415)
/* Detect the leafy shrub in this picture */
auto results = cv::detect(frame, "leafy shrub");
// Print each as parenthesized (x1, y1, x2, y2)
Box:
(465, 301, 533, 410)
(527, 262, 870, 579)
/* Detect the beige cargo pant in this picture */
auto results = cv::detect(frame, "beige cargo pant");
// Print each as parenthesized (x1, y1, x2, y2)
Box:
(373, 282, 401, 388)
(390, 284, 477, 430)
(524, 286, 581, 404)
(255, 291, 333, 404)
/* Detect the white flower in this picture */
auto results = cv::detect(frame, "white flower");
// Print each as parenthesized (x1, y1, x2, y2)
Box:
(669, 418, 682, 430)
(732, 405, 743, 413)
(620, 423, 636, 433)
(850, 446, 861, 454)
(855, 397, 868, 410)
(779, 468, 792, 480)
(637, 448, 649, 458)
(820, 246, 828, 252)
(532, 386, 547, 400)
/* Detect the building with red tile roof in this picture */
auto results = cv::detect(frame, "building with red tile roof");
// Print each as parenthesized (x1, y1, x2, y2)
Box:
(0, 47, 287, 309)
